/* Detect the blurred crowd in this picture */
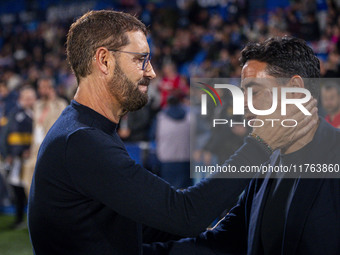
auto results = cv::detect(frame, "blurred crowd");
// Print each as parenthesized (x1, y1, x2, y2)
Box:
(1, 0, 340, 226)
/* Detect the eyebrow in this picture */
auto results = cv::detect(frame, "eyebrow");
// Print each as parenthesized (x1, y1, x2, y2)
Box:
(242, 81, 263, 89)
(134, 53, 149, 59)
(132, 52, 148, 56)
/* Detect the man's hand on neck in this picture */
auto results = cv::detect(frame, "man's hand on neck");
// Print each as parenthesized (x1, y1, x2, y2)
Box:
(281, 116, 320, 155)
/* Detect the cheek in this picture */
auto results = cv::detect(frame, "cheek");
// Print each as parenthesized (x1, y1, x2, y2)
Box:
(120, 63, 143, 82)
(130, 71, 144, 83)
(255, 90, 274, 109)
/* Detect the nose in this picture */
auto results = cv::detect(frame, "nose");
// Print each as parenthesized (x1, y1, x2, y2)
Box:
(144, 62, 156, 79)
(243, 88, 248, 108)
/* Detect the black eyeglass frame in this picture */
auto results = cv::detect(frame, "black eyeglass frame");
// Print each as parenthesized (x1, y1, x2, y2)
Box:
(109, 49, 151, 70)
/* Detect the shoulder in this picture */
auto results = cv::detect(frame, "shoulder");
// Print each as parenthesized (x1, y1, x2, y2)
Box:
(316, 120, 340, 165)
(67, 127, 104, 144)
(331, 128, 340, 154)
(66, 127, 123, 152)
(65, 128, 133, 171)
(8, 104, 20, 116)
(325, 121, 340, 152)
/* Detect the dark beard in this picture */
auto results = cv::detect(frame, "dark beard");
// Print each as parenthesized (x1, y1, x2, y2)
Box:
(109, 63, 149, 112)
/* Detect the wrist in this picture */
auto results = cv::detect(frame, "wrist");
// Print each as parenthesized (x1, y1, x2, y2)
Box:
(248, 133, 274, 154)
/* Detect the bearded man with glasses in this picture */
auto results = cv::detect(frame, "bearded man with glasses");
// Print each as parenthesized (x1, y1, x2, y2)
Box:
(27, 10, 317, 255)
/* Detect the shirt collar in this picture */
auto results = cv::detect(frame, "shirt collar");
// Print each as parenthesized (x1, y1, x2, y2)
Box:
(71, 100, 117, 135)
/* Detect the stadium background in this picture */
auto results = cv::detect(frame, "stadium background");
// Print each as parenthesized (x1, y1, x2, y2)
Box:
(0, 0, 339, 254)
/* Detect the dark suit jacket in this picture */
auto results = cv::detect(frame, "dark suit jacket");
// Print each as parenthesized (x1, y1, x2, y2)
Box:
(145, 118, 340, 255)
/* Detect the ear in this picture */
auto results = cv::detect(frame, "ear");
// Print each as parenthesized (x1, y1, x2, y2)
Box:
(93, 47, 114, 75)
(286, 75, 306, 99)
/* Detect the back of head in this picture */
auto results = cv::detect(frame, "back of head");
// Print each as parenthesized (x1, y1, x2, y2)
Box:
(66, 10, 147, 83)
(240, 36, 321, 98)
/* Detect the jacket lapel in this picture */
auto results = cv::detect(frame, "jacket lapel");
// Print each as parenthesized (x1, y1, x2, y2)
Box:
(282, 178, 324, 255)
(282, 118, 335, 254)
(248, 151, 280, 255)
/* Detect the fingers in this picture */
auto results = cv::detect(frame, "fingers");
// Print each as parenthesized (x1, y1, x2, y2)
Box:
(296, 106, 318, 128)
(290, 105, 318, 143)
(294, 115, 318, 140)
(290, 98, 317, 122)
(252, 97, 318, 150)
(305, 98, 317, 112)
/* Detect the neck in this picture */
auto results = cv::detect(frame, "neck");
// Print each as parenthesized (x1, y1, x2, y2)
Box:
(281, 118, 320, 154)
(74, 76, 124, 124)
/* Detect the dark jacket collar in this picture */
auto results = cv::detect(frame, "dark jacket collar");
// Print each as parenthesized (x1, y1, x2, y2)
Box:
(71, 100, 117, 136)
(248, 117, 339, 255)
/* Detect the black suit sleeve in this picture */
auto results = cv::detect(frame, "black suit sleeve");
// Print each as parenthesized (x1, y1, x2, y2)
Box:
(142, 225, 184, 244)
(66, 128, 266, 237)
(143, 190, 248, 255)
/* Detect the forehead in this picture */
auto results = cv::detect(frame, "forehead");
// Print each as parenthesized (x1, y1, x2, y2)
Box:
(21, 89, 35, 96)
(39, 81, 51, 87)
(241, 60, 268, 80)
(241, 60, 277, 89)
(122, 31, 149, 52)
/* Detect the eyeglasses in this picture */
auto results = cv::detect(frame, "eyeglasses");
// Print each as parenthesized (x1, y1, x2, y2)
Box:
(109, 49, 152, 71)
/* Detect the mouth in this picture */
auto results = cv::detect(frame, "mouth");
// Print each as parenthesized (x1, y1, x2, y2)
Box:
(138, 84, 148, 93)
(137, 78, 151, 94)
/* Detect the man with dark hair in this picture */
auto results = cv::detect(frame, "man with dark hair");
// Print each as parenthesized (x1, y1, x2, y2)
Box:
(145, 37, 340, 255)
(28, 12, 316, 255)
(239, 37, 321, 98)
(321, 83, 340, 128)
